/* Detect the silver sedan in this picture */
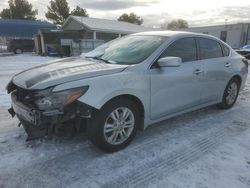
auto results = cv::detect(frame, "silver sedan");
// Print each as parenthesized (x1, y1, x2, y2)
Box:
(7, 31, 248, 152)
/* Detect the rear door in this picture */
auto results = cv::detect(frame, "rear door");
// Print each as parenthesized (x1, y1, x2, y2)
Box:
(197, 37, 232, 103)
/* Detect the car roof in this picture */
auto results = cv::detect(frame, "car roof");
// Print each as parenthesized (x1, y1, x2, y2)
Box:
(133, 30, 216, 38)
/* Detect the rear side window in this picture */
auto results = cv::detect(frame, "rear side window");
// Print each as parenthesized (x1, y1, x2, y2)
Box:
(198, 38, 223, 59)
(221, 44, 230, 56)
(160, 38, 197, 62)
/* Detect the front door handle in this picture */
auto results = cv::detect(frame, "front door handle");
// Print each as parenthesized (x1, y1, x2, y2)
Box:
(225, 62, 231, 67)
(193, 69, 203, 75)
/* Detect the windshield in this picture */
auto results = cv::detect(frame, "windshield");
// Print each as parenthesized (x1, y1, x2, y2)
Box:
(87, 35, 166, 65)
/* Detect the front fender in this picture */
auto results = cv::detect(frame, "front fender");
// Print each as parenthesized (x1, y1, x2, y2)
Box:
(80, 88, 147, 110)
(53, 71, 150, 110)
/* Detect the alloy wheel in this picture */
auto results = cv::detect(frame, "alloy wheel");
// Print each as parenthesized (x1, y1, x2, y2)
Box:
(226, 82, 238, 105)
(104, 107, 135, 145)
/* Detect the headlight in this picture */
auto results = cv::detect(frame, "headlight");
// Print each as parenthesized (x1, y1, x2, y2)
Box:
(35, 86, 89, 110)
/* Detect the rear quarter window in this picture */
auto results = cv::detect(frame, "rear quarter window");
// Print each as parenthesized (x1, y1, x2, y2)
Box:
(221, 44, 230, 56)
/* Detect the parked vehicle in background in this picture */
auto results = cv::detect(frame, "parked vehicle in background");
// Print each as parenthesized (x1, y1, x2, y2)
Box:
(241, 45, 250, 51)
(7, 39, 34, 54)
(236, 45, 250, 60)
(7, 31, 248, 152)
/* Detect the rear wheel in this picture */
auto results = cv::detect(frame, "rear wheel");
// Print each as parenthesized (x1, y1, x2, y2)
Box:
(14, 48, 23, 54)
(88, 98, 140, 153)
(217, 78, 240, 109)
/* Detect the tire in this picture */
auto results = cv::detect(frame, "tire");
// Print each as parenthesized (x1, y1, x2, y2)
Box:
(88, 98, 140, 153)
(14, 48, 23, 54)
(217, 77, 240, 109)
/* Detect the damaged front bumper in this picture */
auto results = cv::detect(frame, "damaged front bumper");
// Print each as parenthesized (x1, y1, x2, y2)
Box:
(9, 91, 94, 141)
(10, 93, 61, 140)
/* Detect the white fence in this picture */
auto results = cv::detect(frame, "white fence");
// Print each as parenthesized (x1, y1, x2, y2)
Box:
(80, 39, 105, 52)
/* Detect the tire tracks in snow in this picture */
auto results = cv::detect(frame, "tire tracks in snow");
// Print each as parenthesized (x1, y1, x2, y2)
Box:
(102, 110, 250, 188)
(0, 104, 249, 187)
(0, 105, 220, 169)
(1, 108, 249, 188)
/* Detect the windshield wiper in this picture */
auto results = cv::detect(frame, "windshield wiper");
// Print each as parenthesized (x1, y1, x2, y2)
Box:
(92, 56, 116, 64)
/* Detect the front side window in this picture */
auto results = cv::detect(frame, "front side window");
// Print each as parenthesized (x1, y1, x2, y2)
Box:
(160, 38, 197, 62)
(100, 35, 166, 65)
(198, 38, 223, 59)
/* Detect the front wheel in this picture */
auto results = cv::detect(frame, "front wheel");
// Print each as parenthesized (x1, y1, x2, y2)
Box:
(88, 98, 140, 153)
(217, 78, 240, 109)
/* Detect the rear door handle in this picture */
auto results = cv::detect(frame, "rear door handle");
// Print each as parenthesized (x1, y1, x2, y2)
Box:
(193, 69, 203, 75)
(225, 62, 231, 67)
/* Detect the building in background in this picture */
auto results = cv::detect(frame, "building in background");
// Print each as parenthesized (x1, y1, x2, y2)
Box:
(0, 19, 56, 45)
(58, 16, 156, 55)
(35, 16, 157, 56)
(34, 29, 84, 56)
(183, 23, 250, 49)
(62, 16, 155, 40)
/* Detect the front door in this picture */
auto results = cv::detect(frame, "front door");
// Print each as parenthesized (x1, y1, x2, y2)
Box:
(150, 37, 203, 120)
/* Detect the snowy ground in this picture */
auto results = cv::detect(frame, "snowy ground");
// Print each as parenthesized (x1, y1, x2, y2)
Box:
(0, 54, 250, 188)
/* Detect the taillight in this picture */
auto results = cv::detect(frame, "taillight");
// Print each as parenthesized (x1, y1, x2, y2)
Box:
(242, 59, 249, 67)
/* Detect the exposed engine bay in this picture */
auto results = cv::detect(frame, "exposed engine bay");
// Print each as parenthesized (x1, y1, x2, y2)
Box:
(7, 81, 93, 141)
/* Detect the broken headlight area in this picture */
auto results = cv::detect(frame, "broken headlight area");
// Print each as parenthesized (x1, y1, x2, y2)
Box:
(34, 86, 89, 111)
(8, 85, 93, 141)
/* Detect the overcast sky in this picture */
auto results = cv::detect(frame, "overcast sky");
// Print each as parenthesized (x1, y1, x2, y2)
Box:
(1, 0, 250, 27)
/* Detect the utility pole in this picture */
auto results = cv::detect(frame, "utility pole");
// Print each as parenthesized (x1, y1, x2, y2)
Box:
(225, 19, 228, 28)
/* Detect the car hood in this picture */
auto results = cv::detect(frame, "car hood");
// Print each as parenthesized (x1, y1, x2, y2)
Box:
(12, 57, 128, 90)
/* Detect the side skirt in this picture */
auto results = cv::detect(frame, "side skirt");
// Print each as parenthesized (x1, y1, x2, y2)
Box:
(144, 100, 221, 130)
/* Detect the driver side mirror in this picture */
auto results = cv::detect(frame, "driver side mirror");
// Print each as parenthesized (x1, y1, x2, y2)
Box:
(157, 57, 182, 67)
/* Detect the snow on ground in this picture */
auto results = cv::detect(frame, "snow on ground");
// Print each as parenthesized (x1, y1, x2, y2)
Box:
(0, 54, 250, 188)
(0, 53, 55, 72)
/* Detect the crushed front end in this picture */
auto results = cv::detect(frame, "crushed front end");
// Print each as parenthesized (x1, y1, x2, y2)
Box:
(7, 81, 93, 141)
